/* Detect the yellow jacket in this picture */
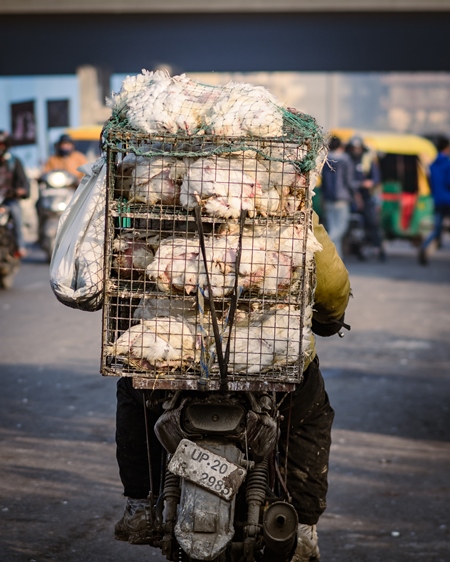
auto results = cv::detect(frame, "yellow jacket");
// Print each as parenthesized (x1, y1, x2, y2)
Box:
(305, 212, 351, 369)
(43, 151, 88, 181)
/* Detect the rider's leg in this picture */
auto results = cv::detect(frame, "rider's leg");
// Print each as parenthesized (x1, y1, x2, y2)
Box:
(279, 356, 334, 560)
(114, 377, 163, 543)
(4, 198, 26, 253)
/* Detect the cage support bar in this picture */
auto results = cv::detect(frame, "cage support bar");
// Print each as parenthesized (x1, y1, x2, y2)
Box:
(194, 206, 228, 391)
(223, 209, 247, 367)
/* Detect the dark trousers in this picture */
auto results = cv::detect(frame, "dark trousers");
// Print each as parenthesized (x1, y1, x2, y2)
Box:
(116, 379, 164, 499)
(278, 357, 334, 525)
(115, 356, 334, 525)
(421, 205, 450, 250)
(359, 189, 383, 249)
(4, 198, 25, 250)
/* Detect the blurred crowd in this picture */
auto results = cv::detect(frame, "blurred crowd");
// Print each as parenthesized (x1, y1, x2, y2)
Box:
(319, 134, 385, 262)
(318, 132, 450, 265)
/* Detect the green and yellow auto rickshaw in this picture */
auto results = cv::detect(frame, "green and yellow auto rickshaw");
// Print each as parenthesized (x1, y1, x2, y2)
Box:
(325, 129, 437, 244)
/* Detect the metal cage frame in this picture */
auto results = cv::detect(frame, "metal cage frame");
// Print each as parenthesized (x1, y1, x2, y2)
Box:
(100, 128, 316, 392)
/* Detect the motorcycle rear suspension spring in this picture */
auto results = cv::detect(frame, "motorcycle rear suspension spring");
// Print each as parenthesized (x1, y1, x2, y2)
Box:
(163, 471, 181, 503)
(246, 458, 268, 505)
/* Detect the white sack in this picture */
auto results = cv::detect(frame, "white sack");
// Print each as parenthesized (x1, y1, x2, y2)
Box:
(49, 157, 106, 311)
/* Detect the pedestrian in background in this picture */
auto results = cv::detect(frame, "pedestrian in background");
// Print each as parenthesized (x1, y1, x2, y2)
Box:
(418, 135, 450, 265)
(320, 135, 355, 258)
(346, 135, 385, 261)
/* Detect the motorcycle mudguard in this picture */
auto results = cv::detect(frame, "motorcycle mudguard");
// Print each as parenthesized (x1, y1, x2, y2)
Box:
(176, 479, 236, 560)
(175, 442, 241, 560)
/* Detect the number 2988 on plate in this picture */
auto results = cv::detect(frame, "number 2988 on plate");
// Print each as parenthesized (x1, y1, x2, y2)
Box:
(168, 439, 247, 501)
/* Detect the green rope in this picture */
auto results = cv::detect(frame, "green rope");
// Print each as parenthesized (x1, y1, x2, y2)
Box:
(102, 106, 325, 172)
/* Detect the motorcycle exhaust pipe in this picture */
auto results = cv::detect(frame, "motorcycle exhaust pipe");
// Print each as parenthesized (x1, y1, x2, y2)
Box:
(263, 501, 298, 556)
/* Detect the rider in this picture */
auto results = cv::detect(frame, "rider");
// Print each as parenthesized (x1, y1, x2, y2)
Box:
(0, 131, 30, 257)
(346, 135, 385, 261)
(114, 212, 351, 562)
(42, 134, 87, 181)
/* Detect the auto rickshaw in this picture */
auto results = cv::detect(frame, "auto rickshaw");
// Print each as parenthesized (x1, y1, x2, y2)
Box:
(322, 129, 437, 244)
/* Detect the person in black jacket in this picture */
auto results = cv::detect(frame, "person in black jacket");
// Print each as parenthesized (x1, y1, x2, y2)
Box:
(346, 135, 385, 261)
(320, 136, 355, 258)
(0, 131, 30, 256)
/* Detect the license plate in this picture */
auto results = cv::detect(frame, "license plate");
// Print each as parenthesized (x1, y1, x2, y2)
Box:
(168, 439, 247, 501)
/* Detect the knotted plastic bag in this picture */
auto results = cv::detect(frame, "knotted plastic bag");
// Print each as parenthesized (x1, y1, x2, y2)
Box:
(49, 156, 106, 311)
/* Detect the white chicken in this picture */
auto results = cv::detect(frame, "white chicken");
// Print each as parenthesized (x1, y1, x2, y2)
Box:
(112, 234, 154, 278)
(146, 237, 202, 294)
(133, 296, 197, 322)
(224, 156, 287, 217)
(238, 239, 270, 291)
(254, 187, 281, 216)
(116, 155, 185, 206)
(107, 69, 285, 138)
(108, 316, 198, 368)
(258, 305, 302, 366)
(256, 251, 294, 296)
(224, 304, 310, 374)
(201, 236, 238, 298)
(180, 157, 260, 219)
(205, 81, 284, 137)
(226, 324, 275, 374)
(223, 223, 322, 269)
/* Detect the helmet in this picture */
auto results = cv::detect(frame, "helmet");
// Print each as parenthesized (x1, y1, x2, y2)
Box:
(347, 135, 367, 151)
(56, 134, 75, 157)
(57, 134, 74, 146)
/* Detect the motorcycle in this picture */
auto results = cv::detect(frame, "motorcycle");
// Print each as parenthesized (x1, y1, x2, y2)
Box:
(0, 188, 21, 289)
(37, 170, 78, 261)
(126, 386, 300, 562)
(342, 210, 370, 260)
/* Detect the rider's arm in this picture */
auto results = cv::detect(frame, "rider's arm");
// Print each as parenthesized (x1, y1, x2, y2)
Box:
(312, 211, 351, 336)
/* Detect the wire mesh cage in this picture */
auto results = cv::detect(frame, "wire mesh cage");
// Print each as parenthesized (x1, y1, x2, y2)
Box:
(100, 72, 326, 391)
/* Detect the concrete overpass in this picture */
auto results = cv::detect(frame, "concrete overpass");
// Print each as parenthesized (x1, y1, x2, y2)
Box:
(1, 1, 450, 75)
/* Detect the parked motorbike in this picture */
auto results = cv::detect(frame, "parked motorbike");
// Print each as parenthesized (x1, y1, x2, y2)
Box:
(37, 170, 78, 261)
(0, 188, 21, 289)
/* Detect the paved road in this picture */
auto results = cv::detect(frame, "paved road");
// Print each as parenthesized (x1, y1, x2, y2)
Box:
(0, 240, 449, 562)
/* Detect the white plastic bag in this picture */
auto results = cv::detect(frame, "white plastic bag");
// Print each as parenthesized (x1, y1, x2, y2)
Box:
(50, 156, 106, 311)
